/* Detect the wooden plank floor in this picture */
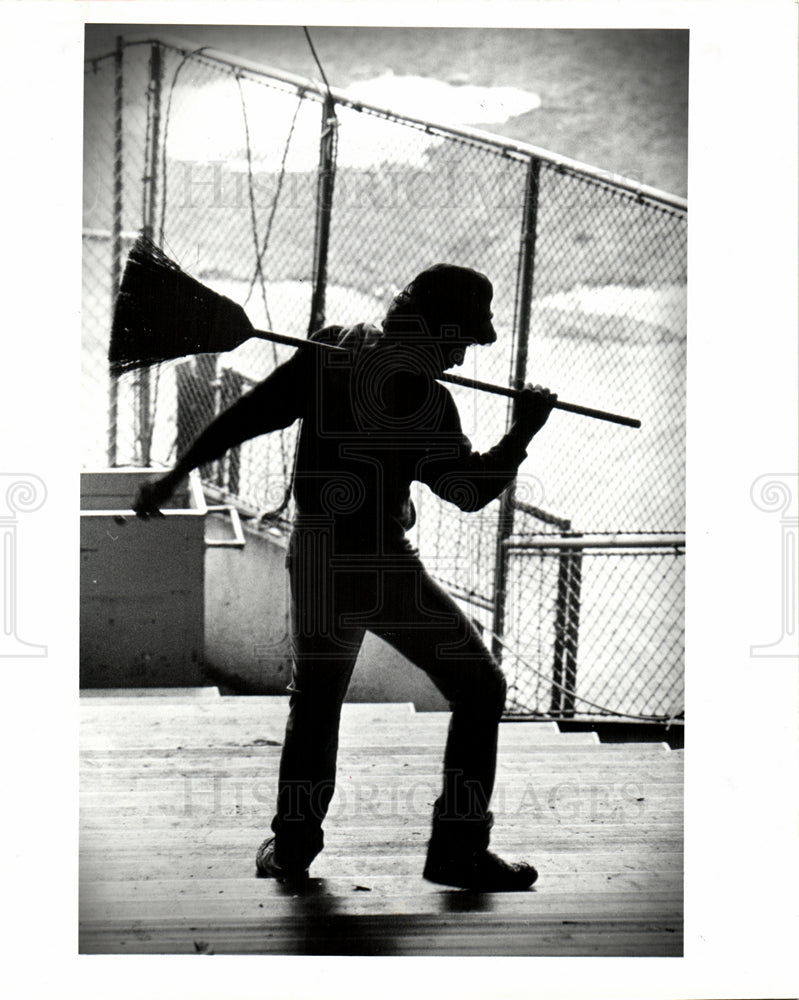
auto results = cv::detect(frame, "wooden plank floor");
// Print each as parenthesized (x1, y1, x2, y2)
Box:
(80, 691, 683, 956)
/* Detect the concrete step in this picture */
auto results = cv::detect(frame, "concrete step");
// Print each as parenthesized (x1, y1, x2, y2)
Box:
(81, 687, 222, 703)
(78, 848, 683, 881)
(80, 875, 682, 911)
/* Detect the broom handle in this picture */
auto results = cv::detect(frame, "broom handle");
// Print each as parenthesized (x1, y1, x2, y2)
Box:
(438, 372, 641, 428)
(251, 329, 641, 429)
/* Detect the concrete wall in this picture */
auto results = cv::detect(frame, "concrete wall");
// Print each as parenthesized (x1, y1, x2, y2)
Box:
(204, 517, 449, 710)
(80, 470, 206, 688)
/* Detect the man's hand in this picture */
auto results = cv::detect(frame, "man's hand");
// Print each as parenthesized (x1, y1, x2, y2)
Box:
(132, 474, 179, 520)
(516, 384, 557, 437)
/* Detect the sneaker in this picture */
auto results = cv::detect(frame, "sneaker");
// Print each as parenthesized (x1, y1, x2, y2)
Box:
(423, 848, 538, 891)
(255, 836, 309, 883)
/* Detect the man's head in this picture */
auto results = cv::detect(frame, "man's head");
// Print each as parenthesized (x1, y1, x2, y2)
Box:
(382, 263, 497, 372)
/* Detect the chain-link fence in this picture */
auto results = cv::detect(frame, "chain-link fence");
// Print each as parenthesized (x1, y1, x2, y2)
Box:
(501, 533, 685, 719)
(83, 34, 686, 722)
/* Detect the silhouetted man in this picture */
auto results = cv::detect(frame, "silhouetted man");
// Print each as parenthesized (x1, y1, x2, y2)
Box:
(134, 263, 555, 890)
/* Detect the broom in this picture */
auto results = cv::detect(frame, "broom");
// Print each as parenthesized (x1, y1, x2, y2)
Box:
(109, 236, 641, 429)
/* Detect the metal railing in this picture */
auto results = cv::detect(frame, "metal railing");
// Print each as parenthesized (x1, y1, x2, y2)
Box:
(82, 34, 686, 721)
(501, 533, 684, 720)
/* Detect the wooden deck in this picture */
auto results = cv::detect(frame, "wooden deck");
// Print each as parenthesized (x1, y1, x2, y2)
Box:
(80, 690, 683, 956)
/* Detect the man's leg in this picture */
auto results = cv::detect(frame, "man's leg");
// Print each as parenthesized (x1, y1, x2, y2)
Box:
(366, 555, 537, 890)
(260, 534, 364, 877)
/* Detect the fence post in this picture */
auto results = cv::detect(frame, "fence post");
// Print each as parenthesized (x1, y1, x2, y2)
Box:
(491, 157, 541, 661)
(551, 539, 583, 716)
(308, 93, 337, 335)
(107, 35, 124, 467)
(220, 368, 244, 494)
(136, 41, 163, 467)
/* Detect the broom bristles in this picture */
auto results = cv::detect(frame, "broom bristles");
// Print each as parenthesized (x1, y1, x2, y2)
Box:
(109, 236, 256, 376)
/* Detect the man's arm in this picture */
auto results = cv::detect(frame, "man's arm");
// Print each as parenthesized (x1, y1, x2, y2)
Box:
(133, 352, 307, 518)
(418, 384, 556, 512)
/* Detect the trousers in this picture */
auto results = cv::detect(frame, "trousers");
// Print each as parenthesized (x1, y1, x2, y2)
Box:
(270, 528, 507, 869)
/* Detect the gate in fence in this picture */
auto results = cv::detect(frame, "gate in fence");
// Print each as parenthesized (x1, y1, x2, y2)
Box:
(83, 34, 687, 722)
